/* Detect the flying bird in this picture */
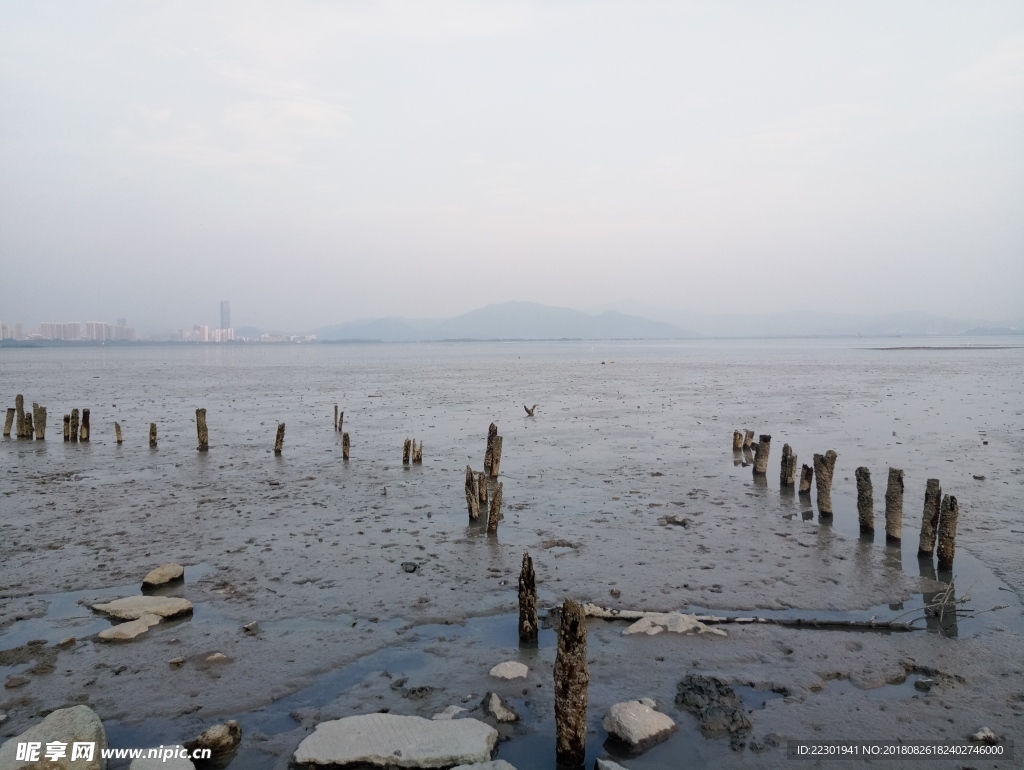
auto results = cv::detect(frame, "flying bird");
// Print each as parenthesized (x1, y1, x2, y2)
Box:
(524, 404, 539, 416)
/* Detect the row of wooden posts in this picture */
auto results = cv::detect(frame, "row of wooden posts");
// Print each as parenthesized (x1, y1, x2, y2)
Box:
(733, 429, 961, 570)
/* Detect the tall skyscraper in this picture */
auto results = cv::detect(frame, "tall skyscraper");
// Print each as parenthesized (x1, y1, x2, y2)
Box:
(220, 301, 230, 331)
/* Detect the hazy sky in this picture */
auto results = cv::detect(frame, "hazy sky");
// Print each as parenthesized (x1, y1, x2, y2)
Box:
(1, 2, 1022, 332)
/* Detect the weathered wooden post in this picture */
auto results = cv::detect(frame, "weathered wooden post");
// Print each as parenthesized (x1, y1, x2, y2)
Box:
(752, 434, 771, 474)
(478, 471, 488, 506)
(79, 408, 90, 442)
(884, 467, 904, 543)
(917, 479, 942, 558)
(779, 443, 797, 487)
(855, 467, 874, 533)
(15, 394, 25, 438)
(413, 440, 423, 464)
(114, 422, 123, 445)
(342, 432, 350, 460)
(3, 408, 14, 437)
(732, 431, 744, 451)
(274, 423, 285, 455)
(70, 409, 80, 443)
(936, 494, 959, 571)
(63, 414, 70, 441)
(813, 450, 837, 515)
(554, 598, 589, 768)
(484, 422, 498, 475)
(490, 436, 503, 477)
(799, 464, 814, 494)
(33, 404, 46, 440)
(742, 429, 754, 449)
(196, 408, 209, 451)
(403, 438, 411, 466)
(519, 552, 538, 643)
(338, 411, 344, 436)
(465, 466, 480, 520)
(487, 482, 503, 534)
(23, 411, 33, 438)
(149, 423, 158, 448)
(334, 404, 338, 431)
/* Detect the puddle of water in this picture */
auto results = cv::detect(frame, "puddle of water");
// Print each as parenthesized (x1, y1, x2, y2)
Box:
(823, 674, 931, 702)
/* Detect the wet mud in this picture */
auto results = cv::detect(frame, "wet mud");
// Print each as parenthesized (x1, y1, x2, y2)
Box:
(1, 339, 1023, 768)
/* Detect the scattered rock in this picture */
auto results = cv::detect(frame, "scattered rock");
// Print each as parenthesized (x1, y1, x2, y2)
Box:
(914, 678, 936, 692)
(431, 705, 467, 720)
(243, 621, 259, 634)
(129, 746, 196, 769)
(205, 652, 230, 664)
(622, 612, 727, 637)
(184, 720, 242, 757)
(972, 474, 986, 481)
(56, 636, 76, 648)
(485, 693, 519, 723)
(660, 515, 692, 527)
(970, 727, 999, 744)
(676, 675, 752, 745)
(595, 759, 630, 770)
(451, 762, 518, 770)
(169, 657, 185, 668)
(650, 471, 664, 476)
(489, 661, 528, 680)
(0, 705, 107, 769)
(292, 713, 498, 768)
(98, 613, 162, 642)
(142, 563, 185, 589)
(402, 562, 418, 573)
(603, 700, 676, 750)
(91, 596, 193, 621)
(5, 675, 29, 689)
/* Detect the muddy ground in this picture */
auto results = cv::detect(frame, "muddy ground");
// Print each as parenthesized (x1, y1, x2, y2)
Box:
(1, 340, 1022, 768)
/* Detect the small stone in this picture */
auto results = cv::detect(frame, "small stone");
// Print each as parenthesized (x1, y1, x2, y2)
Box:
(603, 700, 676, 749)
(595, 759, 630, 770)
(184, 720, 242, 757)
(914, 678, 936, 692)
(431, 705, 467, 720)
(5, 676, 29, 689)
(98, 613, 162, 642)
(243, 621, 259, 634)
(56, 636, 76, 648)
(169, 657, 185, 668)
(489, 661, 528, 680)
(451, 762, 518, 770)
(485, 693, 519, 723)
(402, 562, 418, 573)
(205, 652, 230, 663)
(142, 563, 185, 588)
(970, 727, 999, 744)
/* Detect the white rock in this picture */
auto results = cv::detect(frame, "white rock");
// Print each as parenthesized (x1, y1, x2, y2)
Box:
(129, 746, 196, 769)
(0, 705, 107, 770)
(91, 596, 193, 621)
(488, 661, 528, 679)
(451, 762, 518, 770)
(622, 612, 727, 637)
(205, 652, 229, 663)
(971, 727, 999, 744)
(98, 613, 162, 641)
(432, 705, 467, 720)
(142, 563, 185, 588)
(595, 759, 630, 770)
(485, 693, 518, 723)
(603, 700, 676, 748)
(293, 713, 498, 768)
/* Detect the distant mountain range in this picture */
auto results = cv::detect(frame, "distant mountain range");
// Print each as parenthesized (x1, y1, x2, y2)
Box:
(308, 302, 1022, 342)
(315, 302, 696, 341)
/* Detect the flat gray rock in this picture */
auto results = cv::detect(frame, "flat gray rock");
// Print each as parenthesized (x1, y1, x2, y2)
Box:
(0, 705, 107, 769)
(485, 693, 518, 723)
(98, 613, 162, 641)
(130, 746, 196, 769)
(451, 761, 518, 770)
(293, 713, 497, 768)
(91, 596, 193, 621)
(488, 661, 528, 679)
(142, 563, 185, 588)
(596, 759, 630, 770)
(603, 700, 676, 749)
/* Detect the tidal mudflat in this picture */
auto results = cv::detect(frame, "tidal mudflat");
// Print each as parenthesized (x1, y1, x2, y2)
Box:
(1, 339, 1022, 768)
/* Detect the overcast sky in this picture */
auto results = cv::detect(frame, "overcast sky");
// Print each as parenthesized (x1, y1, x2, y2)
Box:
(1, 1, 1022, 332)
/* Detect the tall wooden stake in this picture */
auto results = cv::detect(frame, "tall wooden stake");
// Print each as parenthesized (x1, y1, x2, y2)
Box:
(465, 466, 480, 520)
(884, 467, 904, 543)
(780, 443, 797, 487)
(3, 408, 14, 437)
(554, 598, 589, 768)
(79, 408, 90, 442)
(518, 552, 538, 643)
(917, 479, 942, 558)
(936, 494, 960, 571)
(196, 408, 209, 451)
(855, 467, 874, 533)
(149, 422, 157, 448)
(342, 432, 350, 460)
(813, 450, 838, 516)
(115, 422, 123, 444)
(487, 482, 503, 533)
(274, 423, 285, 455)
(753, 434, 771, 474)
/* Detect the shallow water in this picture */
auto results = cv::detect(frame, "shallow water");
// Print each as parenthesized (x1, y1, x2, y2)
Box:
(2, 338, 1023, 769)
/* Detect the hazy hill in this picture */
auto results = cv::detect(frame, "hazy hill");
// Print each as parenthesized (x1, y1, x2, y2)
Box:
(316, 302, 696, 341)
